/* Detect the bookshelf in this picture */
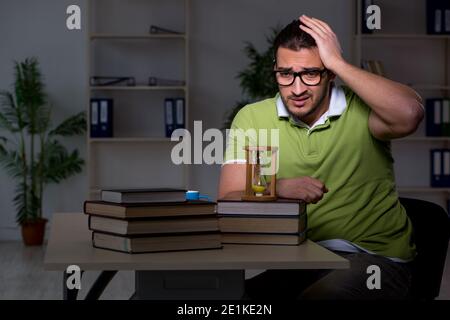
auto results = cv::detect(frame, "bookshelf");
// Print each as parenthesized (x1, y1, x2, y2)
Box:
(354, 0, 450, 208)
(87, 0, 190, 199)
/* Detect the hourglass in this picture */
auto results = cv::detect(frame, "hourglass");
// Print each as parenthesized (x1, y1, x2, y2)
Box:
(241, 146, 278, 202)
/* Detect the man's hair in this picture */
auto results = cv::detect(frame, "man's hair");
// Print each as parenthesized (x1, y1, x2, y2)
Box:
(273, 19, 316, 62)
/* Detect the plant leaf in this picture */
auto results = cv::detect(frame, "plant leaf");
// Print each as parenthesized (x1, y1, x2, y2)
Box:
(40, 140, 84, 184)
(14, 58, 47, 134)
(49, 112, 86, 136)
(0, 149, 24, 179)
(0, 90, 25, 131)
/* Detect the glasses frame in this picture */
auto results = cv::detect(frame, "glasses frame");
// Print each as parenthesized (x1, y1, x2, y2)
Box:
(273, 68, 329, 87)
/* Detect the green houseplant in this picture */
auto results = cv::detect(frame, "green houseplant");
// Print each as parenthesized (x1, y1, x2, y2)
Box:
(0, 58, 86, 245)
(223, 26, 281, 129)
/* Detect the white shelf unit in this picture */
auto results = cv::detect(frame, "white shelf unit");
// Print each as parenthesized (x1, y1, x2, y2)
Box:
(354, 0, 450, 208)
(87, 0, 190, 199)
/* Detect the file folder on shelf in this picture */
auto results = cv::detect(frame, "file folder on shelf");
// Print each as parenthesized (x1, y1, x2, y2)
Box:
(164, 98, 175, 138)
(426, 98, 442, 137)
(431, 149, 445, 187)
(90, 98, 113, 138)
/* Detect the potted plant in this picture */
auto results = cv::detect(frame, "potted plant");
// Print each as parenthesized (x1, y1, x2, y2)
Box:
(223, 26, 281, 129)
(0, 57, 86, 245)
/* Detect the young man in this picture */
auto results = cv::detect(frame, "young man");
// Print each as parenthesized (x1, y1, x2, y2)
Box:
(218, 16, 424, 300)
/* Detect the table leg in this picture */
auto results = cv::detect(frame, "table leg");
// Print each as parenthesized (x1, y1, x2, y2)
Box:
(85, 271, 118, 300)
(134, 270, 245, 300)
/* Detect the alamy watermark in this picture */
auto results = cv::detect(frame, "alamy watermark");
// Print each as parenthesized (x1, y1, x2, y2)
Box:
(170, 121, 280, 174)
(66, 264, 81, 290)
(366, 265, 381, 290)
(66, 5, 81, 30)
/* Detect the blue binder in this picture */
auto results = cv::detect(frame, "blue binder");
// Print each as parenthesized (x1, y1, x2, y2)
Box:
(427, 0, 444, 34)
(174, 98, 185, 130)
(90, 99, 100, 137)
(444, 0, 450, 34)
(426, 98, 442, 137)
(164, 98, 175, 138)
(90, 98, 113, 138)
(443, 149, 450, 187)
(431, 149, 444, 187)
(361, 0, 374, 34)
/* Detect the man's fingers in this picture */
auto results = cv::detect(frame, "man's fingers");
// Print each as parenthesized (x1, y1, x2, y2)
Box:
(300, 15, 328, 37)
(305, 177, 328, 193)
(299, 24, 322, 41)
(302, 184, 325, 202)
(311, 17, 333, 34)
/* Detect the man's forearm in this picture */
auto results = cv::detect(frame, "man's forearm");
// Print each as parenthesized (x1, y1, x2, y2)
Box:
(332, 59, 424, 129)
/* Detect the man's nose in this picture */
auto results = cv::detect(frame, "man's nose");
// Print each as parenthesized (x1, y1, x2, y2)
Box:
(291, 75, 307, 96)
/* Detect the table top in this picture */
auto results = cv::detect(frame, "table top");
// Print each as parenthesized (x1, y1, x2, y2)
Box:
(44, 213, 349, 271)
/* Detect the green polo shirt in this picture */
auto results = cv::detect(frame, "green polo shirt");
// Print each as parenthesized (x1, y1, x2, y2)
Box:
(224, 85, 416, 262)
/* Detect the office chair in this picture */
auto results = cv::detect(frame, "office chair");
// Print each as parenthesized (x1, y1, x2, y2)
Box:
(399, 197, 450, 300)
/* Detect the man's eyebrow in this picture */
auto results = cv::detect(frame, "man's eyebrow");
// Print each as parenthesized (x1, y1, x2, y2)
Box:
(275, 67, 322, 72)
(302, 67, 322, 71)
(275, 67, 293, 71)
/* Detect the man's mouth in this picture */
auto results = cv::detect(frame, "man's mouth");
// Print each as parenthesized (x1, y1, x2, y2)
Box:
(291, 96, 310, 107)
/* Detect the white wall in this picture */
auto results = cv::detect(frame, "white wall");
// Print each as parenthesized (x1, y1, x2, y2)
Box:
(0, 0, 353, 240)
(0, 0, 88, 240)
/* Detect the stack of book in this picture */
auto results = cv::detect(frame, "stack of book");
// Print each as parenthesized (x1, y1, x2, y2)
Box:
(84, 188, 222, 253)
(216, 198, 307, 245)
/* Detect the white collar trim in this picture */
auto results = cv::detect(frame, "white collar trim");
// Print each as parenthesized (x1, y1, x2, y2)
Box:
(276, 83, 347, 129)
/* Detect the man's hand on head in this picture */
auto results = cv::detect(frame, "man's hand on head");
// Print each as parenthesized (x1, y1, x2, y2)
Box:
(299, 15, 344, 72)
(276, 176, 328, 204)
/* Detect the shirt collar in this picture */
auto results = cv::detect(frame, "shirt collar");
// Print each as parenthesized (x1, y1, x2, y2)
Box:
(276, 83, 347, 129)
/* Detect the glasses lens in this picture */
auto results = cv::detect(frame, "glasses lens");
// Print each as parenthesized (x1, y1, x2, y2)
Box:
(276, 71, 294, 86)
(301, 71, 321, 85)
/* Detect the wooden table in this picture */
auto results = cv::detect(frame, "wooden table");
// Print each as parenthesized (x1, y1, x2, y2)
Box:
(44, 213, 349, 300)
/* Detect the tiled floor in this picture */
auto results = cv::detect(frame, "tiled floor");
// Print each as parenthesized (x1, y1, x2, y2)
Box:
(0, 241, 449, 300)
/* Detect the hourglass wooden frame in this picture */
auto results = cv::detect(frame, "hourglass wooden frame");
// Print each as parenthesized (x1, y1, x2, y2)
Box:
(241, 146, 278, 202)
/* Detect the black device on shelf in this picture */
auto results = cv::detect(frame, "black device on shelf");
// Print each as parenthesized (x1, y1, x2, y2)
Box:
(149, 25, 182, 35)
(90, 76, 136, 87)
(148, 77, 185, 87)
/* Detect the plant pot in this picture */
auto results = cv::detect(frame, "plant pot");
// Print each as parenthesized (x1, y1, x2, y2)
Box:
(21, 218, 48, 246)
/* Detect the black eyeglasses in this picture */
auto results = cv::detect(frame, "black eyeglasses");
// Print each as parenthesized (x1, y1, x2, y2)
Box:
(273, 68, 328, 86)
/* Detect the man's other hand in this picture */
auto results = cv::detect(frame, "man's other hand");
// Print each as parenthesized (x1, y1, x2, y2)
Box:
(277, 177, 328, 204)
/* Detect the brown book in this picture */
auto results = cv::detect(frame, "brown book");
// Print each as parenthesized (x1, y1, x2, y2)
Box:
(84, 200, 216, 219)
(89, 215, 219, 235)
(217, 198, 305, 216)
(221, 231, 306, 245)
(92, 231, 222, 253)
(218, 213, 306, 234)
(101, 188, 186, 204)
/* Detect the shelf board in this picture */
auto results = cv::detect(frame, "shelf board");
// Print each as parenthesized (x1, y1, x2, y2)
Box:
(395, 137, 450, 142)
(357, 34, 450, 40)
(90, 85, 186, 91)
(89, 137, 182, 143)
(397, 187, 450, 193)
(90, 33, 186, 40)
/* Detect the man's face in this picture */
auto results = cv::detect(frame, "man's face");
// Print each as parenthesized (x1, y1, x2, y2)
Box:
(275, 47, 334, 125)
